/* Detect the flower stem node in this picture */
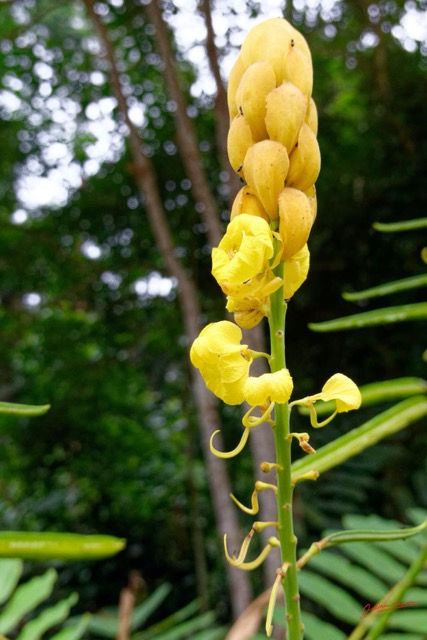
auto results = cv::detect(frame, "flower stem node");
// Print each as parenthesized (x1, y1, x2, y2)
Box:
(260, 461, 283, 473)
(230, 480, 278, 515)
(288, 431, 316, 454)
(291, 470, 320, 485)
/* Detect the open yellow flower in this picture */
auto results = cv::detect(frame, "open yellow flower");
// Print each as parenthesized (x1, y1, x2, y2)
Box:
(212, 214, 274, 292)
(243, 369, 293, 406)
(314, 373, 362, 412)
(190, 321, 252, 405)
(290, 373, 361, 427)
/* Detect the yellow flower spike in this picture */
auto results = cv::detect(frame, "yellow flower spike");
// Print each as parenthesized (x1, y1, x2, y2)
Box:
(212, 214, 274, 289)
(265, 82, 307, 154)
(230, 186, 269, 222)
(235, 61, 276, 141)
(243, 369, 294, 407)
(279, 187, 315, 260)
(243, 140, 290, 220)
(266, 564, 290, 638)
(224, 536, 280, 570)
(223, 527, 255, 565)
(190, 321, 252, 405)
(283, 244, 310, 299)
(227, 114, 255, 178)
(242, 402, 275, 428)
(210, 427, 250, 459)
(286, 123, 321, 193)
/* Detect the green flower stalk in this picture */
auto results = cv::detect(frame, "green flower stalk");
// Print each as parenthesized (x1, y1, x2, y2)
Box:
(191, 17, 361, 639)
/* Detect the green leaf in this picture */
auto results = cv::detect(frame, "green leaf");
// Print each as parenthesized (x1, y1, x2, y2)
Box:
(0, 532, 125, 560)
(0, 560, 23, 606)
(0, 568, 57, 634)
(130, 583, 172, 630)
(383, 609, 427, 634)
(50, 614, 90, 640)
(309, 302, 427, 332)
(299, 570, 362, 624)
(292, 396, 427, 478)
(298, 377, 427, 416)
(302, 611, 346, 640)
(372, 218, 427, 232)
(133, 595, 198, 637)
(340, 544, 407, 583)
(0, 402, 50, 416)
(132, 611, 216, 640)
(17, 593, 78, 640)
(343, 274, 427, 301)
(191, 627, 229, 640)
(306, 553, 387, 601)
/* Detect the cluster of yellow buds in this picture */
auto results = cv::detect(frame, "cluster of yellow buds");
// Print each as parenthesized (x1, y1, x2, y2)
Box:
(222, 17, 319, 329)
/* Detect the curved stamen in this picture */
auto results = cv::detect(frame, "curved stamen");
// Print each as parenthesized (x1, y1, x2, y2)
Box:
(242, 402, 275, 428)
(266, 564, 290, 637)
(224, 535, 280, 571)
(210, 427, 250, 459)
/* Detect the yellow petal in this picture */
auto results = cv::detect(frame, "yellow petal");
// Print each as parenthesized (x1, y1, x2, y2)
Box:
(230, 186, 269, 222)
(317, 373, 362, 412)
(190, 322, 252, 405)
(283, 244, 310, 299)
(212, 214, 274, 287)
(244, 369, 293, 406)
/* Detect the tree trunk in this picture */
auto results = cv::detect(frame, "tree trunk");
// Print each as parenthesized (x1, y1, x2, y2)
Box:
(83, 0, 252, 616)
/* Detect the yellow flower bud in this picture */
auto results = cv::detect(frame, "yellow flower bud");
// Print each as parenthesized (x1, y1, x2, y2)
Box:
(190, 321, 252, 405)
(305, 97, 318, 136)
(265, 82, 308, 154)
(211, 214, 274, 291)
(249, 22, 295, 85)
(283, 244, 310, 299)
(243, 369, 294, 406)
(235, 61, 276, 141)
(244, 140, 290, 220)
(279, 187, 314, 260)
(286, 123, 321, 192)
(304, 184, 317, 221)
(282, 45, 313, 98)
(240, 18, 292, 71)
(230, 186, 269, 222)
(226, 295, 269, 329)
(227, 114, 255, 178)
(227, 56, 245, 121)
